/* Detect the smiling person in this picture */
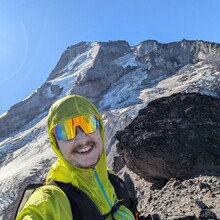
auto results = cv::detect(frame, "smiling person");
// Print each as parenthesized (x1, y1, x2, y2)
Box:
(16, 94, 136, 220)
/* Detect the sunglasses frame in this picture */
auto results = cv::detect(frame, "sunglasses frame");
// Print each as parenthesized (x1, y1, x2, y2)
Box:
(53, 114, 100, 141)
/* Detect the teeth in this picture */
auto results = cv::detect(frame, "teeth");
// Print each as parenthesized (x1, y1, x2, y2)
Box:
(77, 146, 92, 153)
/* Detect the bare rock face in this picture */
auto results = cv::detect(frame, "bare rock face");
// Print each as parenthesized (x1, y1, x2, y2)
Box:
(136, 175, 220, 219)
(0, 82, 62, 138)
(48, 41, 95, 80)
(115, 93, 220, 189)
(71, 40, 132, 99)
(135, 40, 220, 83)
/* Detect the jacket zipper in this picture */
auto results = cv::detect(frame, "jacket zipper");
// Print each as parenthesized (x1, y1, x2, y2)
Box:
(93, 168, 112, 209)
(93, 168, 133, 220)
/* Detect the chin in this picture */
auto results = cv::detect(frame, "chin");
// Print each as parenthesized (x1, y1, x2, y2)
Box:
(81, 156, 101, 169)
(83, 160, 99, 169)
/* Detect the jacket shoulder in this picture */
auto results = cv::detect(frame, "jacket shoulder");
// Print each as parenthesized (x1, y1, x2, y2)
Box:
(16, 185, 72, 220)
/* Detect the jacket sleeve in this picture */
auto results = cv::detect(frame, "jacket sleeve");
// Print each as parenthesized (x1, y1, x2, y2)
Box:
(16, 185, 72, 220)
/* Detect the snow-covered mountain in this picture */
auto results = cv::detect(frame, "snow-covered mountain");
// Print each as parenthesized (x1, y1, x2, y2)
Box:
(0, 39, 220, 219)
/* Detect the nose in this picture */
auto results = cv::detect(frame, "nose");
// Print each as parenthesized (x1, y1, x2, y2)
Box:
(75, 126, 87, 140)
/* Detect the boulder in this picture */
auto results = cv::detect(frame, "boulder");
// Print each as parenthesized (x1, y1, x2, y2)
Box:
(115, 93, 220, 188)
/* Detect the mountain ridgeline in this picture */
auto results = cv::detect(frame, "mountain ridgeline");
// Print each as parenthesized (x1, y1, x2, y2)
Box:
(0, 39, 220, 219)
(1, 40, 220, 138)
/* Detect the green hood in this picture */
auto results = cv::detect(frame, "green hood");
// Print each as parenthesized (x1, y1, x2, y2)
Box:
(47, 94, 107, 178)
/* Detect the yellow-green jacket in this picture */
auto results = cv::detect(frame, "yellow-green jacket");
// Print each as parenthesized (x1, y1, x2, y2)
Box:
(16, 95, 135, 220)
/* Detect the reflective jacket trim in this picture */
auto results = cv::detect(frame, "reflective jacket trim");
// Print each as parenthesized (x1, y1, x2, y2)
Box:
(117, 209, 135, 220)
(93, 168, 112, 209)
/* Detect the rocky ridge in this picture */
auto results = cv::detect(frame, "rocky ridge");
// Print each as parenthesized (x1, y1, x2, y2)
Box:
(118, 166, 220, 220)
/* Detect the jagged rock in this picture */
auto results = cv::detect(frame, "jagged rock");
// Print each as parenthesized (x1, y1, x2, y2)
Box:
(48, 42, 94, 80)
(136, 40, 220, 82)
(113, 154, 126, 173)
(116, 93, 220, 188)
(197, 209, 217, 220)
(71, 41, 132, 99)
(195, 201, 209, 209)
(125, 168, 220, 219)
(167, 216, 196, 220)
(0, 82, 62, 138)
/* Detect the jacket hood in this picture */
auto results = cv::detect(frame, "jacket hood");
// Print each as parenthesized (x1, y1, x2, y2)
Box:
(47, 94, 106, 173)
(43, 95, 135, 219)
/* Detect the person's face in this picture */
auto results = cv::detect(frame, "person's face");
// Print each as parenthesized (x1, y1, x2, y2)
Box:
(57, 127, 103, 169)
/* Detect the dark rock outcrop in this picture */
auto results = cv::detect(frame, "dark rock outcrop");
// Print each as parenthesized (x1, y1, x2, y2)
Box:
(116, 93, 220, 188)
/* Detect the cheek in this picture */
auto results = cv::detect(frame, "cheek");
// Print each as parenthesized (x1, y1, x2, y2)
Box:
(90, 130, 103, 141)
(57, 141, 72, 154)
(91, 134, 103, 146)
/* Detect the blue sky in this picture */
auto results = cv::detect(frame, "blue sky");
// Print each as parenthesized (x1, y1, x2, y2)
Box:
(0, 0, 220, 115)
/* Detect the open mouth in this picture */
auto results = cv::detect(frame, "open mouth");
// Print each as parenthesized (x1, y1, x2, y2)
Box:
(76, 145, 93, 154)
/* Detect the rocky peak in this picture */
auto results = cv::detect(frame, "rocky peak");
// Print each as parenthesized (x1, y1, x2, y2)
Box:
(97, 40, 131, 57)
(48, 41, 94, 80)
(70, 41, 132, 100)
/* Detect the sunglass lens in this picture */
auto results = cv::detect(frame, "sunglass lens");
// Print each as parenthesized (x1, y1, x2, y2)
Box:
(54, 119, 75, 140)
(54, 115, 100, 141)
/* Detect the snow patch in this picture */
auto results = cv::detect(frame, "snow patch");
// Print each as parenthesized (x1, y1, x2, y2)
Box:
(47, 42, 101, 97)
(49, 73, 77, 96)
(115, 52, 143, 68)
(23, 89, 37, 101)
(99, 68, 147, 110)
(0, 111, 7, 119)
(60, 42, 100, 76)
(0, 116, 57, 215)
